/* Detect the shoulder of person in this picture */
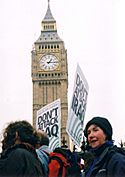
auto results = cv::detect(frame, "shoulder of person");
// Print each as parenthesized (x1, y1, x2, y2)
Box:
(103, 146, 125, 176)
(5, 144, 38, 161)
(36, 148, 49, 161)
(107, 146, 125, 163)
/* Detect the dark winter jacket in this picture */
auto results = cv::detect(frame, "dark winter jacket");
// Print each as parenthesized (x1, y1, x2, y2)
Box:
(0, 143, 44, 177)
(84, 141, 125, 177)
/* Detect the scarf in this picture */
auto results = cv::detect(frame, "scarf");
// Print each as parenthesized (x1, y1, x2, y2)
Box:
(85, 141, 113, 177)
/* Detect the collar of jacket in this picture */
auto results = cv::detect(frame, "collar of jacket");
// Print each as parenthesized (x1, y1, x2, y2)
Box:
(1, 143, 37, 158)
(89, 141, 113, 157)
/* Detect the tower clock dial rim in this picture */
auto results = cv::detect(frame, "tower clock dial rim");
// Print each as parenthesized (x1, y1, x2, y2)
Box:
(39, 54, 59, 71)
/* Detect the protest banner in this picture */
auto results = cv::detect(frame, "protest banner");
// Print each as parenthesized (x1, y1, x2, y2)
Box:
(36, 99, 61, 150)
(66, 64, 89, 147)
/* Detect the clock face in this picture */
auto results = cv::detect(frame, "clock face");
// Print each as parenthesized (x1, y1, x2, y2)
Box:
(39, 54, 59, 71)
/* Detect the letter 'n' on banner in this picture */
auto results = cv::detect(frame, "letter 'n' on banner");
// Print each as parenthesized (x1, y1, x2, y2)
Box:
(36, 99, 61, 151)
(66, 64, 89, 147)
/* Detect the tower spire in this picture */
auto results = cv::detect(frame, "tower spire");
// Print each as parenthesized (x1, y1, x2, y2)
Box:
(43, 0, 55, 22)
(48, 0, 50, 9)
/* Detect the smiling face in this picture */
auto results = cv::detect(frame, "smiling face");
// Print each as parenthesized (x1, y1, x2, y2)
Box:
(87, 124, 107, 148)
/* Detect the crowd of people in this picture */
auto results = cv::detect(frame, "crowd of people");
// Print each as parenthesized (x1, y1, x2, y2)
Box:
(0, 116, 125, 177)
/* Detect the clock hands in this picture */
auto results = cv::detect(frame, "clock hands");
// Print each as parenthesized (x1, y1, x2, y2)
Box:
(47, 58, 52, 64)
(49, 61, 59, 63)
(47, 59, 58, 64)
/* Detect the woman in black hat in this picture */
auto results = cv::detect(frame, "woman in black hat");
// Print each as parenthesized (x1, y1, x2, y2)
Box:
(83, 116, 125, 177)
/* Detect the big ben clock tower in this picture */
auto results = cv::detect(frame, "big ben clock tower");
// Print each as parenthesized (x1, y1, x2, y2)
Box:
(31, 1, 69, 146)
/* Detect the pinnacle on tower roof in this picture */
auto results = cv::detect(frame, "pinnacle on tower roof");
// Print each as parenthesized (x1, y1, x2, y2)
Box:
(43, 0, 55, 22)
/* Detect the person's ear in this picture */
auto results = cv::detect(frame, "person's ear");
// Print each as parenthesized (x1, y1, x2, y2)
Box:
(14, 131, 21, 144)
(15, 131, 19, 139)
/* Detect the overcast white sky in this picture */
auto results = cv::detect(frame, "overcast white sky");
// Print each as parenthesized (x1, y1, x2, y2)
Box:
(0, 0, 125, 146)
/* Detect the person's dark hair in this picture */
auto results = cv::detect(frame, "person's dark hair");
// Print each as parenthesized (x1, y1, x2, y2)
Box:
(36, 130, 49, 146)
(1, 120, 37, 150)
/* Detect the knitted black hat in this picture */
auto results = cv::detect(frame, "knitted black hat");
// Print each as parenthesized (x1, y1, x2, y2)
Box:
(84, 117, 113, 140)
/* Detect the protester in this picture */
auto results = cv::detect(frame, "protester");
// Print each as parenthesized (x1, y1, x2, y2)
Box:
(0, 120, 44, 177)
(35, 130, 52, 177)
(83, 116, 125, 177)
